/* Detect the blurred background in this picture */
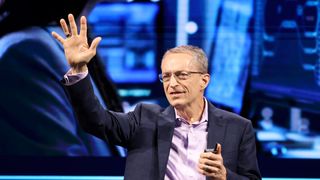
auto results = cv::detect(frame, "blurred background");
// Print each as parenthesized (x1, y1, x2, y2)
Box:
(0, 0, 320, 179)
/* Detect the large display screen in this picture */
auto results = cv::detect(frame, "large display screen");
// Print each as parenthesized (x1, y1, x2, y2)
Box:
(248, 0, 320, 159)
(205, 0, 254, 113)
(87, 1, 165, 111)
(88, 2, 159, 84)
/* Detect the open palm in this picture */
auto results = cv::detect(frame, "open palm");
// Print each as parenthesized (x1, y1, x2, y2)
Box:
(52, 14, 101, 73)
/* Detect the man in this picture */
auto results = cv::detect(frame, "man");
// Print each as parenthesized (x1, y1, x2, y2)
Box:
(52, 14, 261, 179)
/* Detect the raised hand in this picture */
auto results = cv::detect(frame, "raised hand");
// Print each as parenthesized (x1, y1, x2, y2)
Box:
(51, 14, 101, 74)
(198, 143, 227, 180)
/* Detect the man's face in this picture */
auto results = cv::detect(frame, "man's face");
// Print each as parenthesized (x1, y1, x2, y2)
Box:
(161, 53, 209, 108)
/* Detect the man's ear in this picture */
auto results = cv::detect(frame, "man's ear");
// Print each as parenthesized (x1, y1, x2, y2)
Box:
(200, 74, 210, 90)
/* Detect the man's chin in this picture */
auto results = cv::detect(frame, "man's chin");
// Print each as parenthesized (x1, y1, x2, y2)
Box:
(169, 100, 185, 108)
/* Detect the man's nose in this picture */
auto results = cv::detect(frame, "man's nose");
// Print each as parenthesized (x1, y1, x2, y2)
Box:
(169, 75, 179, 87)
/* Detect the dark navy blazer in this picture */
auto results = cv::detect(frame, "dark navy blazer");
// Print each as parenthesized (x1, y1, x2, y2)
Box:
(66, 75, 261, 180)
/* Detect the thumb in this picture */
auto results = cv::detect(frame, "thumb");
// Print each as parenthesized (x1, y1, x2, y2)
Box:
(90, 37, 102, 51)
(216, 143, 222, 154)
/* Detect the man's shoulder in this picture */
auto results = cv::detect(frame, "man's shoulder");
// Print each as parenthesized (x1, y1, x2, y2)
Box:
(1, 27, 46, 46)
(0, 26, 69, 73)
(0, 27, 58, 58)
(208, 103, 251, 125)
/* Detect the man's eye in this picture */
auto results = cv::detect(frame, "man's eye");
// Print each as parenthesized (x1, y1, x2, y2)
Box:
(162, 74, 171, 79)
(180, 72, 189, 76)
(177, 73, 189, 78)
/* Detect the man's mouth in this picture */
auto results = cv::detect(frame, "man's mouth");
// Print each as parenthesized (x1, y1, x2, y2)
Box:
(170, 91, 184, 95)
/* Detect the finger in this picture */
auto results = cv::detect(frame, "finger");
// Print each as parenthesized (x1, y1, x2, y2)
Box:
(200, 152, 217, 159)
(216, 143, 222, 154)
(197, 166, 204, 174)
(60, 19, 70, 37)
(199, 157, 216, 166)
(200, 152, 208, 158)
(68, 14, 78, 36)
(79, 37, 101, 63)
(79, 16, 87, 39)
(199, 159, 222, 172)
(89, 37, 102, 51)
(199, 158, 212, 164)
(198, 163, 207, 172)
(51, 31, 65, 44)
(198, 163, 219, 175)
(197, 165, 207, 175)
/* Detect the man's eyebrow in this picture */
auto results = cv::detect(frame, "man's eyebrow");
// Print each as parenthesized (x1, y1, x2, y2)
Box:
(162, 70, 186, 74)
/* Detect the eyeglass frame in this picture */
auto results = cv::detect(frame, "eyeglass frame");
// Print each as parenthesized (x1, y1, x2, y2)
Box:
(158, 71, 205, 83)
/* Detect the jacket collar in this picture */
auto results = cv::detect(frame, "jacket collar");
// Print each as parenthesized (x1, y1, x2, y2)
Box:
(206, 102, 227, 149)
(157, 106, 175, 179)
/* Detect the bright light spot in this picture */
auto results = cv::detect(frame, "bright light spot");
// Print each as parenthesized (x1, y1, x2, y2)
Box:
(271, 148, 278, 156)
(281, 147, 287, 154)
(185, 21, 198, 34)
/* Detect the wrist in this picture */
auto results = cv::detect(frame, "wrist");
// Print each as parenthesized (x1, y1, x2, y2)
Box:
(70, 64, 88, 74)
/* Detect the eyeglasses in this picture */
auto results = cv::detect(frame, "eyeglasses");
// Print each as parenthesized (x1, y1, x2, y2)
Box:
(159, 71, 204, 83)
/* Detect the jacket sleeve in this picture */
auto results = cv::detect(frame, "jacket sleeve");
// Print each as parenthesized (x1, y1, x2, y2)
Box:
(64, 74, 141, 148)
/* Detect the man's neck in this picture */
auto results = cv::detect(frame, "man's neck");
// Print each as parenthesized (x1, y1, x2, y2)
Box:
(175, 98, 205, 124)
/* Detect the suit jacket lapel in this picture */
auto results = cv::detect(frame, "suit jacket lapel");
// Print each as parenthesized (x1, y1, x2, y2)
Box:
(157, 106, 175, 179)
(207, 102, 227, 149)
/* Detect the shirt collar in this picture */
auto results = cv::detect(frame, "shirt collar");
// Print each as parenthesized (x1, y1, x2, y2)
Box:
(174, 98, 209, 125)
